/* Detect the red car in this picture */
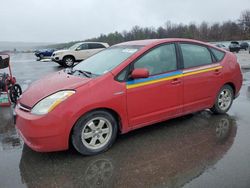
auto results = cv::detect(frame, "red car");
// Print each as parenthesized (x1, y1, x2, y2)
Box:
(15, 38, 243, 155)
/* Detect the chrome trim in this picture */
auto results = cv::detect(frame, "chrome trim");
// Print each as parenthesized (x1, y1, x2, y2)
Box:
(183, 63, 220, 74)
(114, 91, 124, 95)
(17, 103, 31, 112)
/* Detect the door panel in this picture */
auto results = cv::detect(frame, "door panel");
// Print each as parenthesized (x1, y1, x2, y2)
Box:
(180, 43, 222, 113)
(126, 43, 183, 127)
(127, 73, 183, 127)
(76, 43, 89, 60)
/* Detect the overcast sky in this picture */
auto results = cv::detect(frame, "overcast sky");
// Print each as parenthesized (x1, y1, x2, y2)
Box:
(0, 0, 249, 43)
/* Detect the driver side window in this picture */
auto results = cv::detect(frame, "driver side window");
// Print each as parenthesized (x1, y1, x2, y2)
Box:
(77, 43, 89, 50)
(133, 44, 177, 76)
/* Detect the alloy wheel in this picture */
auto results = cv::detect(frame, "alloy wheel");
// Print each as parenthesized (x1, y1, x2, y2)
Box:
(65, 58, 74, 67)
(218, 89, 232, 111)
(81, 117, 112, 150)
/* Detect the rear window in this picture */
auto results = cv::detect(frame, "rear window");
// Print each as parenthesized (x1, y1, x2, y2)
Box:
(210, 48, 225, 62)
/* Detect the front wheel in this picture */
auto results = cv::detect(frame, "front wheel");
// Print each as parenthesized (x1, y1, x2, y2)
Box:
(72, 110, 118, 155)
(63, 56, 75, 67)
(211, 85, 234, 114)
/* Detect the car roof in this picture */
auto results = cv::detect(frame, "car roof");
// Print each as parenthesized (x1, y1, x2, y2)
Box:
(114, 38, 211, 47)
(77, 42, 108, 45)
(231, 41, 239, 44)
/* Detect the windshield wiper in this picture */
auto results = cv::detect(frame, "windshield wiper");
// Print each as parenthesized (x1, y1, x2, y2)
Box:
(65, 68, 99, 78)
(66, 68, 92, 78)
(74, 69, 92, 78)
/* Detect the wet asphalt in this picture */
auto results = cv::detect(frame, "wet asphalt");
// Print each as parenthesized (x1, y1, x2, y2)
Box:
(0, 52, 250, 188)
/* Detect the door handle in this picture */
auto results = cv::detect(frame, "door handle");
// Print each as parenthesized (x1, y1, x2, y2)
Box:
(214, 69, 221, 75)
(171, 78, 181, 85)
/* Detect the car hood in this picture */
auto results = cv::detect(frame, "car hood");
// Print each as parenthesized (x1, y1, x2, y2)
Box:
(54, 49, 71, 54)
(19, 71, 91, 107)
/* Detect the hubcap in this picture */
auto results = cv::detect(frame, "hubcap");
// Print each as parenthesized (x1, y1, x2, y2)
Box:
(215, 118, 230, 139)
(81, 117, 112, 150)
(65, 58, 73, 66)
(218, 89, 232, 111)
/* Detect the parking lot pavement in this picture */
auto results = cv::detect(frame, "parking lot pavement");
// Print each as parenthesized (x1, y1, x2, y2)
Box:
(236, 51, 250, 69)
(0, 52, 250, 188)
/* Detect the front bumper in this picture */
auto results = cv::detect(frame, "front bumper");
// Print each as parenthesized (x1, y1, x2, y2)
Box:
(15, 107, 69, 152)
(51, 55, 63, 63)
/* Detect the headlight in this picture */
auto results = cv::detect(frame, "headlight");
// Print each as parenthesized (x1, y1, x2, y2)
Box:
(31, 90, 75, 115)
(54, 52, 63, 56)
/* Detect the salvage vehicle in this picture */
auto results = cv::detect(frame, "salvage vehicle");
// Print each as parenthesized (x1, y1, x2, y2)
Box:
(240, 42, 249, 50)
(51, 42, 109, 67)
(34, 49, 55, 60)
(229, 41, 241, 53)
(15, 38, 243, 155)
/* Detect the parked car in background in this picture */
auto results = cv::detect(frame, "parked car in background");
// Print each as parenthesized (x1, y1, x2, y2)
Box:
(229, 41, 241, 53)
(15, 38, 243, 156)
(240, 42, 249, 50)
(34, 49, 55, 60)
(215, 44, 228, 51)
(51, 42, 109, 67)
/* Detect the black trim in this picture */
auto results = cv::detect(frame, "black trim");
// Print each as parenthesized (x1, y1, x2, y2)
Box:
(209, 47, 226, 62)
(115, 65, 131, 82)
(175, 42, 184, 69)
(208, 47, 217, 63)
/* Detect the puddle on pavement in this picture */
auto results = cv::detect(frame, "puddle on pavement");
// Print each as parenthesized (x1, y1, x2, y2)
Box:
(17, 111, 237, 188)
(0, 107, 22, 151)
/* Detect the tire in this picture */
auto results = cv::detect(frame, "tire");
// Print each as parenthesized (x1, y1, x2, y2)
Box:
(72, 110, 118, 155)
(9, 84, 22, 104)
(63, 56, 75, 67)
(211, 85, 234, 114)
(39, 54, 44, 60)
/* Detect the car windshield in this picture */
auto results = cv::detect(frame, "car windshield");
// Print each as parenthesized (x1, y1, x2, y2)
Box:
(73, 45, 141, 76)
(68, 43, 81, 50)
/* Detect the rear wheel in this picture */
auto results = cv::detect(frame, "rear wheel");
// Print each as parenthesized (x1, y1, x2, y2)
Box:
(211, 85, 234, 114)
(9, 84, 22, 104)
(63, 56, 75, 67)
(72, 110, 118, 155)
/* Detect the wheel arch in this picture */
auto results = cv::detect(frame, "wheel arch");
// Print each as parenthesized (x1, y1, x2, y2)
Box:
(68, 107, 123, 148)
(63, 55, 75, 61)
(223, 82, 236, 96)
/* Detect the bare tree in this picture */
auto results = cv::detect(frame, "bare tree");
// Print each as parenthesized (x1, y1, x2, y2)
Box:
(239, 10, 250, 28)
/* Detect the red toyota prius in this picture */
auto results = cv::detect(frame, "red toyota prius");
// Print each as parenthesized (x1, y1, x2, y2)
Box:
(15, 39, 243, 155)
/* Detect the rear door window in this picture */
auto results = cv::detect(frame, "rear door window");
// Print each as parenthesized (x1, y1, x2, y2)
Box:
(180, 43, 212, 68)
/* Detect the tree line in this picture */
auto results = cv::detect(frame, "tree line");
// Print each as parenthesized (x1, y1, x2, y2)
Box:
(48, 10, 250, 49)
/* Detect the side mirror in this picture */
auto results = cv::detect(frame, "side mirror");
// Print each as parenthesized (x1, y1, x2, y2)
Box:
(131, 68, 149, 79)
(0, 54, 10, 69)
